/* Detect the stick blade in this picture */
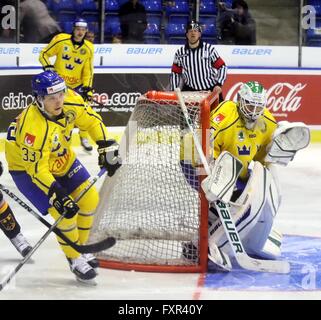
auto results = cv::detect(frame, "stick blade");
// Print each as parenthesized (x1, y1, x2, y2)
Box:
(81, 237, 116, 253)
(237, 254, 290, 274)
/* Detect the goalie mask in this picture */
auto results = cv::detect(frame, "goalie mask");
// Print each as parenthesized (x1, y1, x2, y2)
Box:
(237, 81, 267, 127)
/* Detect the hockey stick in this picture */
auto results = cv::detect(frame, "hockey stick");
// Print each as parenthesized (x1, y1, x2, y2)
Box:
(0, 169, 115, 254)
(175, 88, 290, 274)
(0, 168, 115, 291)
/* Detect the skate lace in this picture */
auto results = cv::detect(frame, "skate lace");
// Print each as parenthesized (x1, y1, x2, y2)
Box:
(83, 253, 95, 262)
(71, 256, 92, 274)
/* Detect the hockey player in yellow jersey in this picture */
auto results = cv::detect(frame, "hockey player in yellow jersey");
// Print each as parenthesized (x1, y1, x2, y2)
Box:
(39, 18, 95, 152)
(182, 81, 310, 269)
(5, 71, 121, 284)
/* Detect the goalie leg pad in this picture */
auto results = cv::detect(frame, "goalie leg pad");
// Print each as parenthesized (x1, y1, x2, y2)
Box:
(209, 161, 282, 260)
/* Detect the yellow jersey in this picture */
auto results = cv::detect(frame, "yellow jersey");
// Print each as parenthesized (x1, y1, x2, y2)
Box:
(210, 100, 277, 180)
(39, 33, 94, 89)
(5, 89, 107, 195)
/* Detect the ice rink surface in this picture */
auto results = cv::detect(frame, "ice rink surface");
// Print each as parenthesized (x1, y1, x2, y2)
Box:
(0, 144, 321, 300)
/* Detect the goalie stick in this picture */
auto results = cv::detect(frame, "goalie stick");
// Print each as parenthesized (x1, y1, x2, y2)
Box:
(0, 168, 115, 291)
(175, 88, 290, 274)
(0, 170, 115, 254)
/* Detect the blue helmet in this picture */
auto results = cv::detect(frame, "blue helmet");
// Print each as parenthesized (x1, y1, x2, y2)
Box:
(73, 18, 88, 29)
(32, 71, 66, 97)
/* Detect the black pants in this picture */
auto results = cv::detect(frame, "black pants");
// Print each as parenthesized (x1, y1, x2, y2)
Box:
(182, 84, 224, 103)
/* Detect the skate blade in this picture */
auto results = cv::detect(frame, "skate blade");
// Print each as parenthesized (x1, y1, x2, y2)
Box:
(76, 277, 97, 286)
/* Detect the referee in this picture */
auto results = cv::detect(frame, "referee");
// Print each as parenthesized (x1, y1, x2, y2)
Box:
(170, 21, 227, 102)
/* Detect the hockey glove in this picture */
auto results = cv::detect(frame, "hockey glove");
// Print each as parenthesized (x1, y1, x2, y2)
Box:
(79, 86, 94, 102)
(43, 65, 55, 72)
(0, 161, 3, 177)
(48, 182, 79, 219)
(96, 140, 122, 177)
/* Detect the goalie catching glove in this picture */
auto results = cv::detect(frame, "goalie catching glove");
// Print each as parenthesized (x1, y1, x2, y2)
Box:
(97, 140, 122, 177)
(265, 121, 310, 166)
(48, 182, 79, 219)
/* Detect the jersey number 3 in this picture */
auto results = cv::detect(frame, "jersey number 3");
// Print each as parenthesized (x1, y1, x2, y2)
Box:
(22, 148, 36, 162)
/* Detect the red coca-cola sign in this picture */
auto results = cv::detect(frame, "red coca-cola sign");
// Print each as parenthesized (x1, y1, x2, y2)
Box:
(223, 74, 321, 125)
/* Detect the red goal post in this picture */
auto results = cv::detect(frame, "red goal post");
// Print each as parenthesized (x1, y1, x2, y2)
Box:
(89, 90, 220, 273)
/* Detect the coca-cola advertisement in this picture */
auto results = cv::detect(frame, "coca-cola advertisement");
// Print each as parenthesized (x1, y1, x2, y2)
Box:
(0, 72, 320, 132)
(222, 74, 321, 125)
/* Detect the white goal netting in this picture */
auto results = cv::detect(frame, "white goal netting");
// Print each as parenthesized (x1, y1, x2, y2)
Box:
(89, 91, 211, 269)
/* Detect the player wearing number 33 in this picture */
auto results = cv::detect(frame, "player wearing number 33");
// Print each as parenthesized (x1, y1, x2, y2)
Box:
(184, 81, 310, 268)
(5, 71, 121, 284)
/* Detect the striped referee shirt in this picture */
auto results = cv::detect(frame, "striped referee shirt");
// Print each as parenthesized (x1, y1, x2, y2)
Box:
(170, 41, 227, 91)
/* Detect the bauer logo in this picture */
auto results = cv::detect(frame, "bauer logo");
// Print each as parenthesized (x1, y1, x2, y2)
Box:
(0, 46, 19, 54)
(127, 47, 163, 55)
(231, 48, 272, 56)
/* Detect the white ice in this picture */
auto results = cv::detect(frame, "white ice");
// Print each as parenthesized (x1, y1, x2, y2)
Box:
(0, 144, 321, 300)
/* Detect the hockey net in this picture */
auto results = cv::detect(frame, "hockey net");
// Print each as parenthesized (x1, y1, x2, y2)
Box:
(89, 90, 220, 272)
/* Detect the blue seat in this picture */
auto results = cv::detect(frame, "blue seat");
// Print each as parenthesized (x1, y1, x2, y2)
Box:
(105, 0, 119, 12)
(141, 0, 162, 13)
(118, 0, 129, 6)
(165, 22, 186, 37)
(82, 12, 99, 23)
(168, 14, 189, 25)
(306, 38, 321, 47)
(44, 0, 53, 10)
(165, 0, 189, 15)
(199, 16, 217, 37)
(51, 0, 74, 13)
(144, 15, 161, 36)
(314, 5, 321, 17)
(200, 1, 217, 15)
(306, 18, 321, 41)
(306, 27, 321, 40)
(57, 12, 77, 23)
(76, 0, 99, 13)
(105, 15, 121, 36)
(88, 21, 99, 34)
(61, 21, 74, 33)
(307, 0, 321, 5)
